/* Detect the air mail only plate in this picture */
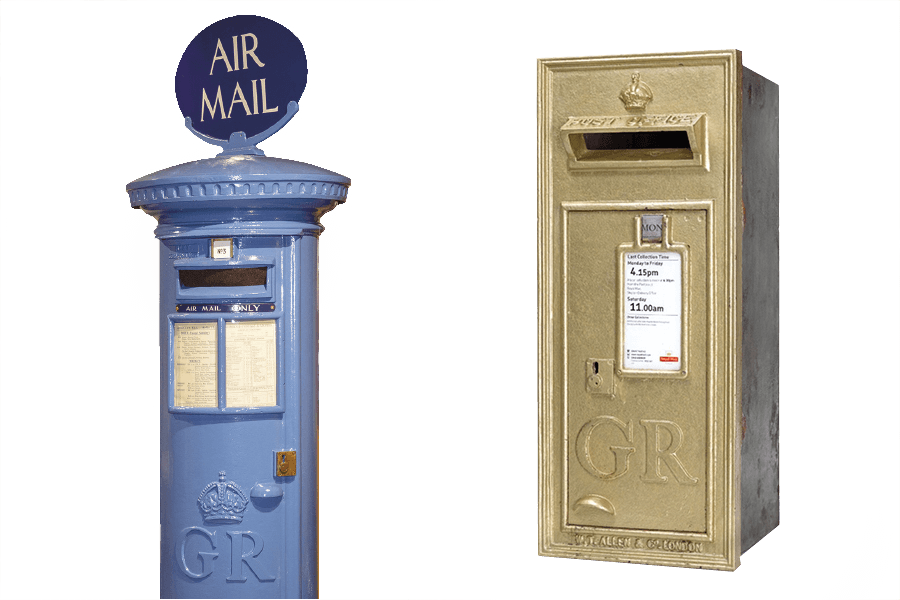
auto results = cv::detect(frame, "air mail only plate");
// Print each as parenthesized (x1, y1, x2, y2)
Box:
(176, 303, 276, 313)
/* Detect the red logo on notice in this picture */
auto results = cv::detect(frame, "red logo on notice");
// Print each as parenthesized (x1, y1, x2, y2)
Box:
(660, 356, 678, 362)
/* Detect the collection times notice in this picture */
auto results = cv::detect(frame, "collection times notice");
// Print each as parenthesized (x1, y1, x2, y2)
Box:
(173, 320, 278, 408)
(173, 322, 218, 407)
(226, 320, 277, 407)
(623, 252, 682, 371)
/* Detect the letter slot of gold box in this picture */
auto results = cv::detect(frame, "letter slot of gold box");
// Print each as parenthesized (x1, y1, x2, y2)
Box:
(538, 50, 778, 570)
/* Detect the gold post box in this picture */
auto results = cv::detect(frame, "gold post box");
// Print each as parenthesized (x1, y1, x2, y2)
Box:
(538, 50, 778, 570)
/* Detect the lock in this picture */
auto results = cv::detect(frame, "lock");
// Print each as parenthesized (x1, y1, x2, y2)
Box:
(276, 451, 297, 477)
(585, 359, 614, 396)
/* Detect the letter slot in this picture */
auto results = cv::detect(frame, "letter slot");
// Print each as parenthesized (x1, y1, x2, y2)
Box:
(561, 112, 707, 169)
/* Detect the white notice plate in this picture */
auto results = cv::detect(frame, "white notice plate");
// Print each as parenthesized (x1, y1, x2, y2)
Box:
(173, 322, 218, 407)
(623, 252, 682, 371)
(226, 320, 277, 407)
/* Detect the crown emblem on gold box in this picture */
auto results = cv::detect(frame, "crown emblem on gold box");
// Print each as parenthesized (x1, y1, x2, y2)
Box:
(197, 471, 249, 524)
(619, 72, 653, 110)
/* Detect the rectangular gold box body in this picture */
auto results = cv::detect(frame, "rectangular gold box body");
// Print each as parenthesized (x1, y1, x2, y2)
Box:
(538, 50, 778, 570)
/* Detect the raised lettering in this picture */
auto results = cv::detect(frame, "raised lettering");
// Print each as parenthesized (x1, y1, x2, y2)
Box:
(241, 33, 265, 69)
(576, 416, 634, 480)
(200, 86, 227, 122)
(176, 527, 218, 579)
(226, 531, 275, 582)
(209, 39, 233, 75)
(576, 415, 698, 485)
(175, 527, 280, 582)
(260, 79, 278, 114)
(227, 82, 252, 118)
(639, 419, 698, 484)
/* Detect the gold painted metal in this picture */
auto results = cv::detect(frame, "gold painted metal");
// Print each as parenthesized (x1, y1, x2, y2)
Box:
(585, 358, 615, 396)
(276, 450, 297, 477)
(561, 113, 707, 169)
(539, 50, 778, 570)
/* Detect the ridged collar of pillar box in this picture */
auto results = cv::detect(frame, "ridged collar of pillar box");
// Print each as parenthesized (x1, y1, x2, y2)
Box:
(127, 155, 350, 240)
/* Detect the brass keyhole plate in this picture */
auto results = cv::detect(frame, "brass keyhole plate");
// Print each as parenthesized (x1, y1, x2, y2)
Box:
(275, 450, 297, 477)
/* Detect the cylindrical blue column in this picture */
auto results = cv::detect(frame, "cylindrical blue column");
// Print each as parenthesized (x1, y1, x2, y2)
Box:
(298, 234, 318, 598)
(128, 154, 348, 599)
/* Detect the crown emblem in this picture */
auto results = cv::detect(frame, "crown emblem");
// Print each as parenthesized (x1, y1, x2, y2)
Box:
(198, 471, 249, 524)
(619, 72, 653, 110)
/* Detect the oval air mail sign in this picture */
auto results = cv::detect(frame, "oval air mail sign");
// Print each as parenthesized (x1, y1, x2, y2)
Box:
(176, 15, 307, 141)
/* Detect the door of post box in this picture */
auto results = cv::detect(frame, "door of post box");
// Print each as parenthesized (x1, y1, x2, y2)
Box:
(162, 236, 293, 598)
(564, 208, 709, 535)
(538, 50, 779, 570)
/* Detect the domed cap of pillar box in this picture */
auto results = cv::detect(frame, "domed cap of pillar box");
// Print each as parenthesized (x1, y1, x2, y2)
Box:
(128, 154, 349, 209)
(127, 154, 350, 239)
